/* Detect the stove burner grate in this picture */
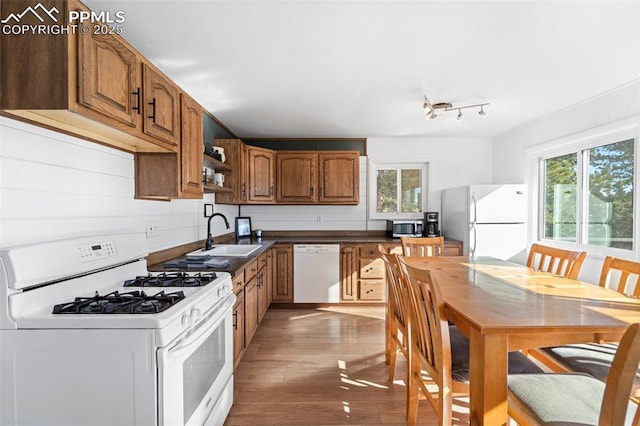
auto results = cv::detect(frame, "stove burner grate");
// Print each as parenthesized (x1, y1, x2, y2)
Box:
(52, 290, 186, 314)
(123, 272, 217, 288)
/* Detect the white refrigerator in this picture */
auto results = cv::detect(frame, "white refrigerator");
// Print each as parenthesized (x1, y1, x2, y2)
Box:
(441, 184, 527, 261)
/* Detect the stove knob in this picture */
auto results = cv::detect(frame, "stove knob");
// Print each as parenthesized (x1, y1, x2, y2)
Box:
(190, 308, 202, 321)
(181, 314, 194, 328)
(217, 287, 228, 298)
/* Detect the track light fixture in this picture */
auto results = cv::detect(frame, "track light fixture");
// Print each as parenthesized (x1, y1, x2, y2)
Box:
(423, 95, 489, 120)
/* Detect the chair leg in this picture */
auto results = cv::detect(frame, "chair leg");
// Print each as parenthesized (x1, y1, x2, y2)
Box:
(407, 353, 420, 426)
(388, 343, 398, 382)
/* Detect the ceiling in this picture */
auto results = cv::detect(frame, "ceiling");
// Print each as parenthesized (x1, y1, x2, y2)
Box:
(84, 0, 640, 140)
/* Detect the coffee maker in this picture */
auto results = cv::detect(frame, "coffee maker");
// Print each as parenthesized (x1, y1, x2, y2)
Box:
(423, 212, 440, 237)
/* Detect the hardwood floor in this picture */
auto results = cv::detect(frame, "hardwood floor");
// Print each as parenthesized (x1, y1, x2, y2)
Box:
(224, 306, 470, 425)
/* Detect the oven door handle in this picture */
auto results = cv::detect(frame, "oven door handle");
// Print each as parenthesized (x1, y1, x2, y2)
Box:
(164, 296, 234, 359)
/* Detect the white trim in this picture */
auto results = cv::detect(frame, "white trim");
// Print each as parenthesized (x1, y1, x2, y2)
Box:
(524, 116, 640, 261)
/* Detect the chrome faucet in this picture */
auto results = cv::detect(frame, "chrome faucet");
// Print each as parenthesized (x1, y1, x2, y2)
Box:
(205, 213, 230, 250)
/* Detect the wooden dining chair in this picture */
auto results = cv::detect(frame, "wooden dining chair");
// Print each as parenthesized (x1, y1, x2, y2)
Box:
(528, 256, 640, 393)
(599, 256, 640, 297)
(398, 257, 543, 425)
(508, 322, 640, 426)
(379, 244, 409, 382)
(400, 236, 445, 257)
(526, 243, 587, 279)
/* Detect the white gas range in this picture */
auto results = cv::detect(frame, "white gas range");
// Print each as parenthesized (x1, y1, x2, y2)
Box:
(0, 233, 235, 426)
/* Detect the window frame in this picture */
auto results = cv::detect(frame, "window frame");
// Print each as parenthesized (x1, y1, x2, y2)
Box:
(525, 117, 639, 259)
(367, 159, 429, 220)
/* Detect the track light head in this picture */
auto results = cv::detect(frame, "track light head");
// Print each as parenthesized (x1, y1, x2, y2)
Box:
(422, 95, 489, 121)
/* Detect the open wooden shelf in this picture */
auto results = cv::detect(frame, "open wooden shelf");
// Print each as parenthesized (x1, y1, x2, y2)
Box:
(203, 183, 234, 193)
(204, 154, 233, 171)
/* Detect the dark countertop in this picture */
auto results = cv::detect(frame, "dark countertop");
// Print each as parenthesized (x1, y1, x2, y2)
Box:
(148, 235, 461, 275)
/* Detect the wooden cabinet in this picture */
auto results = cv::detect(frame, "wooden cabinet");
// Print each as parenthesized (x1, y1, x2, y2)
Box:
(1, 0, 179, 154)
(318, 152, 360, 204)
(244, 259, 259, 345)
(271, 244, 293, 303)
(339, 240, 462, 303)
(443, 240, 463, 256)
(142, 64, 180, 147)
(276, 151, 359, 205)
(340, 245, 357, 301)
(276, 152, 317, 203)
(215, 140, 276, 204)
(77, 25, 140, 129)
(232, 281, 245, 370)
(257, 252, 270, 322)
(179, 93, 203, 197)
(247, 146, 276, 203)
(213, 139, 248, 204)
(134, 93, 204, 200)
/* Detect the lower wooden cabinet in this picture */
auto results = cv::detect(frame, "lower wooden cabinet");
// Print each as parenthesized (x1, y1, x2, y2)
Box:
(257, 252, 270, 322)
(341, 244, 383, 303)
(339, 241, 461, 303)
(232, 290, 245, 370)
(271, 244, 293, 303)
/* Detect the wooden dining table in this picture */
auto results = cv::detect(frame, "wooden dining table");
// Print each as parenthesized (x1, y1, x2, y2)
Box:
(403, 255, 640, 426)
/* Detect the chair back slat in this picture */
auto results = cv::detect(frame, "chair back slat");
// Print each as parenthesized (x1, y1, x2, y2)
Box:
(600, 323, 640, 425)
(526, 243, 587, 279)
(401, 236, 445, 257)
(379, 245, 407, 328)
(599, 256, 640, 297)
(399, 257, 452, 391)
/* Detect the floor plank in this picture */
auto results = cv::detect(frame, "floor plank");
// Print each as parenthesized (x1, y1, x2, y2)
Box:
(224, 306, 470, 425)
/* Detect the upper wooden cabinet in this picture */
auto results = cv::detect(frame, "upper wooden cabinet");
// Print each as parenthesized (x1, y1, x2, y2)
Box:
(318, 152, 360, 204)
(214, 139, 248, 205)
(276, 151, 360, 205)
(179, 93, 204, 197)
(247, 147, 276, 203)
(1, 0, 178, 154)
(216, 140, 360, 205)
(276, 152, 317, 203)
(141, 64, 180, 147)
(77, 26, 140, 129)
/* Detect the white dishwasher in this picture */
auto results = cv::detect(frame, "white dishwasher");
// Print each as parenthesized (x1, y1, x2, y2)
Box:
(293, 244, 340, 303)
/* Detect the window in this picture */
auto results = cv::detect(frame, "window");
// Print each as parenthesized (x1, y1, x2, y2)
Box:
(541, 138, 635, 250)
(369, 161, 428, 219)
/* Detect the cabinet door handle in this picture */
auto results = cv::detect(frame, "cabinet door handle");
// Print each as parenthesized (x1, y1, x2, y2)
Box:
(148, 97, 156, 122)
(241, 183, 246, 195)
(232, 311, 238, 329)
(310, 186, 314, 197)
(270, 185, 274, 196)
(132, 88, 141, 114)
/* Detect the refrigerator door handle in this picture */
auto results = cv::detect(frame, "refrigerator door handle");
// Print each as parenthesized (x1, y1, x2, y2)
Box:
(470, 223, 477, 258)
(471, 192, 478, 225)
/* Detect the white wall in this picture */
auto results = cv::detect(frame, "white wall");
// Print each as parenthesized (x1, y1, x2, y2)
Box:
(0, 117, 230, 250)
(493, 80, 640, 183)
(492, 80, 640, 282)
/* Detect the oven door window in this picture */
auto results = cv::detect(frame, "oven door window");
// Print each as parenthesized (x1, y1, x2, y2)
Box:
(183, 324, 225, 424)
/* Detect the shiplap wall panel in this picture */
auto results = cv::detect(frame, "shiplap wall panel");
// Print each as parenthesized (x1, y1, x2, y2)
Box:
(0, 117, 212, 251)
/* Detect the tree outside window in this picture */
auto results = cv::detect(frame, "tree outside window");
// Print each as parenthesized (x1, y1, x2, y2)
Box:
(542, 138, 634, 250)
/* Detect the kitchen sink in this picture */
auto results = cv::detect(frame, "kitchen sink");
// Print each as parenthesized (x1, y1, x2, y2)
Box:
(186, 244, 262, 258)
